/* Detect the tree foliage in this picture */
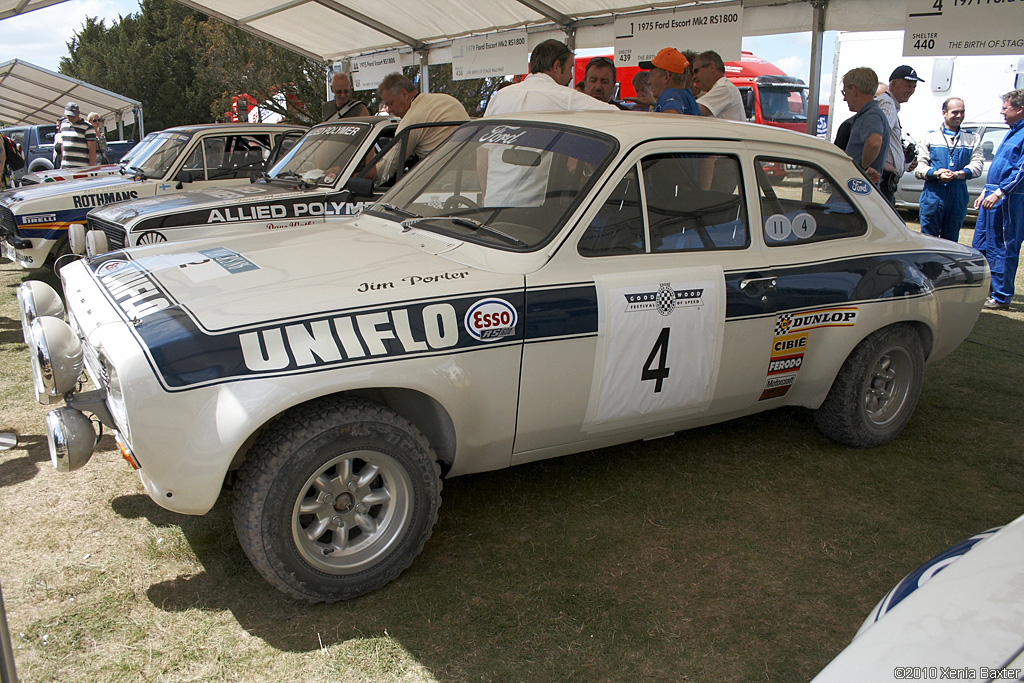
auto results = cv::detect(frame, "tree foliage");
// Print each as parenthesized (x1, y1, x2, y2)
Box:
(60, 0, 221, 135)
(59, 0, 506, 135)
(199, 21, 329, 126)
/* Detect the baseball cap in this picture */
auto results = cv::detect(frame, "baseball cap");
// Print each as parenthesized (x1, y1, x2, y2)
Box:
(889, 66, 924, 83)
(64, 102, 80, 116)
(638, 48, 690, 75)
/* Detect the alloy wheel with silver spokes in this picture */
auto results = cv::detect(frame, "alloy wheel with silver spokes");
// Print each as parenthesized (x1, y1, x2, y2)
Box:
(292, 449, 413, 575)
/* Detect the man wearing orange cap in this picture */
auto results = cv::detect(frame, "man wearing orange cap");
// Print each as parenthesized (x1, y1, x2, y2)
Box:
(638, 48, 699, 115)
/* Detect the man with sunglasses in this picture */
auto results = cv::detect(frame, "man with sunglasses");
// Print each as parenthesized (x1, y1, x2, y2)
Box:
(583, 56, 631, 110)
(637, 48, 699, 115)
(322, 72, 369, 121)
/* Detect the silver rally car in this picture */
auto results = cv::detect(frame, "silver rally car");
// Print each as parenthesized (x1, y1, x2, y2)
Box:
(17, 112, 989, 602)
(0, 123, 305, 269)
(77, 117, 460, 256)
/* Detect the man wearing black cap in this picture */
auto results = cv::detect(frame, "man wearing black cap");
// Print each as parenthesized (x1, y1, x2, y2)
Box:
(59, 102, 96, 169)
(876, 65, 924, 206)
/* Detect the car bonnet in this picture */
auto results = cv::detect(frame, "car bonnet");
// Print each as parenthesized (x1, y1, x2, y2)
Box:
(79, 214, 519, 334)
(1, 173, 148, 207)
(89, 181, 317, 226)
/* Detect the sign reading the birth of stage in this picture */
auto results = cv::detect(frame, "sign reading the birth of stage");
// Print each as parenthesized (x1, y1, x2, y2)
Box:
(613, 4, 743, 68)
(351, 49, 404, 91)
(452, 29, 529, 81)
(904, 0, 1024, 56)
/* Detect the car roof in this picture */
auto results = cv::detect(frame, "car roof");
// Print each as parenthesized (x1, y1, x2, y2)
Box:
(307, 116, 401, 129)
(480, 110, 851, 161)
(160, 122, 308, 134)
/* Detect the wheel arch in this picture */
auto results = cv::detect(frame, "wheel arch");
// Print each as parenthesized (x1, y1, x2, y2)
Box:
(228, 387, 457, 477)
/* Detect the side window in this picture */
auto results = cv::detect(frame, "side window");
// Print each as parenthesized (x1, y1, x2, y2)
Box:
(756, 157, 867, 246)
(980, 127, 1008, 161)
(643, 153, 748, 252)
(578, 165, 645, 256)
(211, 134, 272, 179)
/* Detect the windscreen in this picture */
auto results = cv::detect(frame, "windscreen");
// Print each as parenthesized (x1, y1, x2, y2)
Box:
(123, 132, 193, 179)
(266, 123, 372, 187)
(372, 121, 617, 251)
(759, 86, 809, 123)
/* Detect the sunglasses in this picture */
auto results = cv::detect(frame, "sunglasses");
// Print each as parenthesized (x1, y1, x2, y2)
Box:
(587, 56, 615, 69)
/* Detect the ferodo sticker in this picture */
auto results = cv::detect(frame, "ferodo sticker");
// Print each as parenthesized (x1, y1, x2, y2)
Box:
(759, 306, 858, 401)
(465, 298, 518, 341)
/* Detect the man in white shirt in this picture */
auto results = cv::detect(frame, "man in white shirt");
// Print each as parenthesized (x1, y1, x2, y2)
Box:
(484, 39, 617, 116)
(692, 51, 746, 122)
(481, 39, 615, 206)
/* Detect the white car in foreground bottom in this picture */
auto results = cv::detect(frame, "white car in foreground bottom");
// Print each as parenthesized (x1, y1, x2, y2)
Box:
(813, 513, 1024, 682)
(17, 112, 988, 602)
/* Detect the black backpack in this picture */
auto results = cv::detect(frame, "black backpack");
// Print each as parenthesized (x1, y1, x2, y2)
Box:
(3, 135, 24, 172)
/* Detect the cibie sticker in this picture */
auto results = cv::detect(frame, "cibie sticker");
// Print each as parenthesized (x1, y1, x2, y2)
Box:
(847, 178, 872, 195)
(464, 298, 518, 341)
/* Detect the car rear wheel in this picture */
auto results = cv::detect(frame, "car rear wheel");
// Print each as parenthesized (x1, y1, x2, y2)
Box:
(814, 325, 924, 448)
(232, 397, 441, 602)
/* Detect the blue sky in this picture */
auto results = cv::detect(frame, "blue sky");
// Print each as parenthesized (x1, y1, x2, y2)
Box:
(1, 1, 839, 103)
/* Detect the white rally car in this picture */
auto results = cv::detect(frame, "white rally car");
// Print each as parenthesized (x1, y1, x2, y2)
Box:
(813, 513, 1024, 681)
(18, 112, 989, 603)
(17, 134, 158, 186)
(0, 123, 305, 269)
(77, 117, 464, 255)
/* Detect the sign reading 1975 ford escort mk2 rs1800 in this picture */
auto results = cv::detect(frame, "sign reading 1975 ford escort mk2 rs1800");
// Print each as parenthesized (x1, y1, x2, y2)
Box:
(17, 112, 988, 603)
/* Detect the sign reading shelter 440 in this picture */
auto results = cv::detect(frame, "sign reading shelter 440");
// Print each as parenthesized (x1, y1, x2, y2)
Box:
(613, 3, 743, 67)
(452, 29, 528, 81)
(904, 0, 1024, 56)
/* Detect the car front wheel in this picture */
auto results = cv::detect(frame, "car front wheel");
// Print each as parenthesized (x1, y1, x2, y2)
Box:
(814, 324, 925, 448)
(233, 397, 441, 602)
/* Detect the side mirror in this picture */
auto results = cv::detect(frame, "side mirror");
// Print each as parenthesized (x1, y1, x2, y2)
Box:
(743, 90, 755, 119)
(175, 169, 194, 184)
(346, 177, 375, 197)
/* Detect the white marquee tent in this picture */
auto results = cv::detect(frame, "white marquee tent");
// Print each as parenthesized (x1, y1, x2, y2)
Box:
(0, 60, 142, 133)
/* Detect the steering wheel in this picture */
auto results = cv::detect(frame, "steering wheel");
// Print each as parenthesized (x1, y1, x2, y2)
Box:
(442, 195, 480, 211)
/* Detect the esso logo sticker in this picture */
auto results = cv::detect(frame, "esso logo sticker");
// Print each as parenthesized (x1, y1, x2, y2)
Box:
(847, 178, 871, 195)
(465, 298, 518, 341)
(95, 259, 130, 275)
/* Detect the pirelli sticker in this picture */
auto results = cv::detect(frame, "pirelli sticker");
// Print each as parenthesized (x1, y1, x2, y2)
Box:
(759, 306, 859, 401)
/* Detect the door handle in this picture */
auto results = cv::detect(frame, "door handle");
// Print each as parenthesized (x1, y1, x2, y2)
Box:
(739, 276, 777, 291)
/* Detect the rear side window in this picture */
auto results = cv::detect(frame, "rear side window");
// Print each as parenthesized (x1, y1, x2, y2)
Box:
(755, 158, 866, 246)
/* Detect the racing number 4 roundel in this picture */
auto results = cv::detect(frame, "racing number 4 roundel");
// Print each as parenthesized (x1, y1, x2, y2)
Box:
(584, 267, 726, 431)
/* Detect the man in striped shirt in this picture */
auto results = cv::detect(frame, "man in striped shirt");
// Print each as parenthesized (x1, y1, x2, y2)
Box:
(59, 102, 96, 168)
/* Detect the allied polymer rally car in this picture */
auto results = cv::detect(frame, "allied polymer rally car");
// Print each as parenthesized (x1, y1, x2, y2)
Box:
(74, 117, 465, 256)
(812, 513, 1024, 681)
(17, 133, 158, 186)
(17, 111, 989, 603)
(0, 123, 305, 269)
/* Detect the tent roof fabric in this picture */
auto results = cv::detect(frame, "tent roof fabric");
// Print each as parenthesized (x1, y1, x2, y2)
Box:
(170, 0, 909, 64)
(0, 59, 141, 127)
(0, 0, 66, 20)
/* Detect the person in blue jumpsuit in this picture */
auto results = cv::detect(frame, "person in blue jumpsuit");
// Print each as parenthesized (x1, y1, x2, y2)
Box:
(914, 98, 983, 242)
(974, 89, 1024, 310)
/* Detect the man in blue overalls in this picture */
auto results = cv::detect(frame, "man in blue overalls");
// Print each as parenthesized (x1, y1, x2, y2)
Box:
(914, 98, 983, 242)
(974, 89, 1024, 310)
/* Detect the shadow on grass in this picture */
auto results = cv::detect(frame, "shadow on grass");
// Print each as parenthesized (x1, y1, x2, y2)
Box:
(0, 433, 49, 487)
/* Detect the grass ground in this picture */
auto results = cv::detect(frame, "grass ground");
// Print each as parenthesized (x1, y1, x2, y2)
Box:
(1, 218, 1022, 682)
